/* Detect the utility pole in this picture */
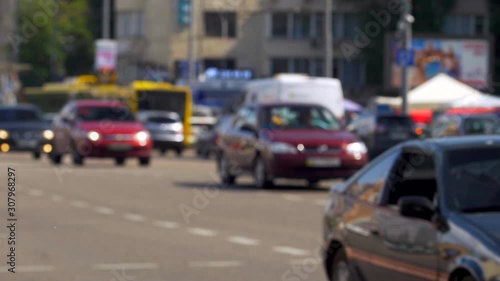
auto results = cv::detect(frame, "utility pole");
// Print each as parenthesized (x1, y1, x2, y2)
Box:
(400, 0, 413, 116)
(103, 0, 111, 39)
(188, 0, 197, 85)
(325, 0, 333, 77)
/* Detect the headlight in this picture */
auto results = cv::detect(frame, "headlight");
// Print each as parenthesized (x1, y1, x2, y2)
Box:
(0, 130, 8, 139)
(346, 142, 367, 155)
(270, 142, 297, 154)
(135, 131, 150, 142)
(43, 130, 54, 140)
(87, 131, 100, 141)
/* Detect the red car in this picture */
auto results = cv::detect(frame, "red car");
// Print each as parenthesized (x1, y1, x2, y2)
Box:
(217, 103, 368, 188)
(50, 100, 153, 166)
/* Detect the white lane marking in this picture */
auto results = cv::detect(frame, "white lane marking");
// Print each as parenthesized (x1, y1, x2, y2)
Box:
(92, 263, 159, 271)
(27, 189, 43, 197)
(153, 220, 179, 229)
(123, 213, 145, 222)
(273, 246, 311, 256)
(290, 258, 321, 265)
(315, 199, 328, 206)
(283, 194, 303, 202)
(51, 194, 63, 202)
(188, 261, 243, 268)
(188, 227, 217, 237)
(70, 200, 89, 208)
(226, 236, 260, 246)
(0, 265, 55, 273)
(95, 206, 115, 215)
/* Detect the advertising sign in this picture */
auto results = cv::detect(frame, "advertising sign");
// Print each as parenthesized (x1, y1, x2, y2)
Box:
(389, 38, 490, 88)
(95, 39, 118, 71)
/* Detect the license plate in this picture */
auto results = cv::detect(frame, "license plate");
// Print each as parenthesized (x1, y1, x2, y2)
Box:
(390, 132, 408, 139)
(17, 140, 38, 149)
(107, 144, 132, 151)
(306, 157, 341, 167)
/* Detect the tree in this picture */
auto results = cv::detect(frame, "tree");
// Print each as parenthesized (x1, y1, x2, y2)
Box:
(17, 0, 94, 86)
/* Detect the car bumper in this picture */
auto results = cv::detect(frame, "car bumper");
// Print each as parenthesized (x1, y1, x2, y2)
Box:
(266, 153, 367, 180)
(151, 133, 184, 149)
(74, 140, 152, 158)
(0, 139, 52, 153)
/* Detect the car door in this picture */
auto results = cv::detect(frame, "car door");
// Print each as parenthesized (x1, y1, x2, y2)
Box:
(338, 148, 400, 281)
(369, 148, 439, 281)
(222, 107, 250, 170)
(236, 106, 258, 171)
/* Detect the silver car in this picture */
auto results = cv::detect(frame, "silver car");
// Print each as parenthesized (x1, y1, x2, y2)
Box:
(137, 111, 184, 156)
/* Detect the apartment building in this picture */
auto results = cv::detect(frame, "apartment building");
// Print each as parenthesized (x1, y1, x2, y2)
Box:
(115, 0, 491, 95)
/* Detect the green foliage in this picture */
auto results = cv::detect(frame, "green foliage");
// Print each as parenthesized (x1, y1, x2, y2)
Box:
(18, 0, 94, 86)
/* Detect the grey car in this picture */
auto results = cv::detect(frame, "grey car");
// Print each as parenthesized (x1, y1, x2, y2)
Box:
(137, 110, 184, 156)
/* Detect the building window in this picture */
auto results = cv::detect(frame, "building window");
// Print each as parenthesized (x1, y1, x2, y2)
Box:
(313, 13, 324, 39)
(311, 59, 324, 76)
(271, 58, 289, 74)
(291, 58, 310, 73)
(475, 16, 487, 34)
(116, 11, 144, 37)
(203, 59, 236, 69)
(271, 13, 289, 38)
(443, 15, 487, 35)
(292, 13, 311, 39)
(204, 12, 237, 38)
(340, 59, 364, 88)
(342, 14, 360, 39)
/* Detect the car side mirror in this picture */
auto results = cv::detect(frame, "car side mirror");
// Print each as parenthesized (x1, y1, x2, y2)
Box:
(398, 196, 435, 221)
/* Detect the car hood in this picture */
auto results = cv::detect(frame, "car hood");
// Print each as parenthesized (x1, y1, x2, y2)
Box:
(0, 121, 50, 131)
(462, 213, 500, 251)
(261, 129, 359, 145)
(77, 121, 146, 134)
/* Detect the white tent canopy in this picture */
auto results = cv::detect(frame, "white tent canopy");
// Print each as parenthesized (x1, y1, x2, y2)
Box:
(450, 93, 500, 108)
(375, 73, 483, 110)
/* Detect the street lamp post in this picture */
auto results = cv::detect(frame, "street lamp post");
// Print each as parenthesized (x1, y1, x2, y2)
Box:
(325, 0, 333, 78)
(188, 0, 197, 85)
(103, 0, 111, 39)
(400, 0, 413, 116)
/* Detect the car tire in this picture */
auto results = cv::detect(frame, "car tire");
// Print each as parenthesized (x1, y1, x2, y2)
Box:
(218, 154, 235, 185)
(460, 276, 476, 281)
(50, 153, 62, 165)
(32, 152, 41, 160)
(160, 148, 167, 156)
(139, 157, 150, 166)
(330, 250, 352, 281)
(115, 157, 125, 166)
(254, 156, 273, 189)
(308, 180, 320, 188)
(176, 148, 183, 158)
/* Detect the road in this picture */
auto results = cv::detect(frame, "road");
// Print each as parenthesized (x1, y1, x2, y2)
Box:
(0, 151, 335, 281)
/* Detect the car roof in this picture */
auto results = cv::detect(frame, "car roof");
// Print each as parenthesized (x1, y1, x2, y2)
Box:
(250, 102, 329, 109)
(402, 135, 500, 152)
(137, 110, 180, 118)
(74, 100, 127, 107)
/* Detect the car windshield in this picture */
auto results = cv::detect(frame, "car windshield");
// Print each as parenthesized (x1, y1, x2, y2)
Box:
(262, 105, 340, 130)
(446, 147, 500, 212)
(0, 108, 43, 122)
(77, 106, 135, 122)
(463, 117, 497, 135)
(377, 116, 413, 128)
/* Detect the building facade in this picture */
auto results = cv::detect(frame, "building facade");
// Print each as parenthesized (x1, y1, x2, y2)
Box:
(115, 0, 491, 97)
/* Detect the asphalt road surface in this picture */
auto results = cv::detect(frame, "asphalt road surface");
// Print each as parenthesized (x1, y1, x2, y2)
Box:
(0, 151, 336, 281)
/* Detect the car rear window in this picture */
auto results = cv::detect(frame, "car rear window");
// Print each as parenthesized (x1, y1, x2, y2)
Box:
(147, 116, 178, 124)
(0, 108, 43, 122)
(463, 117, 497, 135)
(377, 116, 413, 128)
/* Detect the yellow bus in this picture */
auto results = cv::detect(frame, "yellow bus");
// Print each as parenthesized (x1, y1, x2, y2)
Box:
(127, 81, 193, 147)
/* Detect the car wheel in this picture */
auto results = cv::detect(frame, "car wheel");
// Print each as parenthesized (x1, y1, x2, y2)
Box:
(460, 276, 476, 281)
(176, 148, 183, 157)
(50, 153, 62, 165)
(160, 148, 167, 156)
(308, 180, 320, 188)
(32, 152, 41, 160)
(139, 157, 150, 166)
(218, 154, 235, 185)
(254, 157, 273, 189)
(72, 154, 84, 166)
(115, 157, 125, 166)
(330, 250, 352, 281)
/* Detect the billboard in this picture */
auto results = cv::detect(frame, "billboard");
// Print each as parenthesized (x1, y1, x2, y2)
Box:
(389, 38, 490, 89)
(95, 39, 118, 72)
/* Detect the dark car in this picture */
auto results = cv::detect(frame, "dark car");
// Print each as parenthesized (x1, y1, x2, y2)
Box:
(349, 113, 418, 158)
(323, 136, 500, 281)
(431, 114, 498, 138)
(50, 100, 153, 166)
(136, 110, 184, 156)
(0, 104, 54, 159)
(195, 115, 233, 159)
(217, 103, 368, 188)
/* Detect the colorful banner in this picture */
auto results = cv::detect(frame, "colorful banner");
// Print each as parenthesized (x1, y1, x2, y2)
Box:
(95, 40, 118, 72)
(390, 38, 490, 88)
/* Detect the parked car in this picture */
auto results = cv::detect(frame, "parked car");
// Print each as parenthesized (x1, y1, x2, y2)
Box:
(50, 100, 153, 166)
(323, 136, 500, 281)
(195, 115, 233, 159)
(217, 103, 368, 188)
(349, 113, 418, 158)
(136, 110, 184, 156)
(431, 114, 498, 138)
(0, 104, 54, 159)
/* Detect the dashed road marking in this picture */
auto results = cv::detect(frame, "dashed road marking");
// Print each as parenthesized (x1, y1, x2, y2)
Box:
(51, 194, 63, 202)
(70, 200, 89, 208)
(92, 263, 159, 271)
(283, 194, 303, 202)
(153, 220, 179, 229)
(226, 236, 260, 246)
(123, 213, 145, 222)
(95, 206, 115, 215)
(188, 261, 243, 268)
(188, 227, 217, 237)
(273, 246, 310, 256)
(0, 265, 55, 273)
(27, 189, 43, 197)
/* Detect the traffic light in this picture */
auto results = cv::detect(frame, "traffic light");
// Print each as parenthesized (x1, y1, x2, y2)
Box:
(178, 0, 191, 26)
